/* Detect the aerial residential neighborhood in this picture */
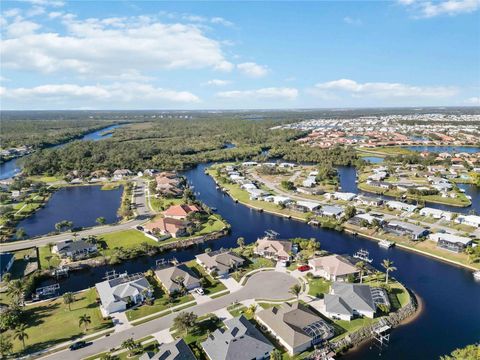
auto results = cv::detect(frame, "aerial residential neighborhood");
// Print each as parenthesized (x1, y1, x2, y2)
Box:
(0, 1, 479, 360)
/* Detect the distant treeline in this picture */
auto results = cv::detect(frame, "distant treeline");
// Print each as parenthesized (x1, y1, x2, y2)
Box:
(21, 117, 358, 175)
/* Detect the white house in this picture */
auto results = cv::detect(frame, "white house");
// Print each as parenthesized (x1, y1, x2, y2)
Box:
(386, 201, 417, 213)
(419, 207, 454, 221)
(95, 273, 153, 316)
(455, 215, 480, 228)
(323, 283, 376, 321)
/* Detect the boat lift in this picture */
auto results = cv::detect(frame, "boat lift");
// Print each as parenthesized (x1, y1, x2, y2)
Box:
(52, 266, 69, 278)
(265, 229, 280, 239)
(371, 322, 391, 351)
(33, 283, 60, 300)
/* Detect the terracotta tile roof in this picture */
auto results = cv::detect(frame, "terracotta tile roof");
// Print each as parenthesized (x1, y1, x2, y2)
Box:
(162, 204, 200, 217)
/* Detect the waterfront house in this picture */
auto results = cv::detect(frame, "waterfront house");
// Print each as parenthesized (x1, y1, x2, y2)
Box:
(155, 172, 183, 196)
(247, 188, 270, 200)
(95, 273, 153, 316)
(296, 187, 324, 196)
(429, 233, 473, 253)
(355, 195, 383, 207)
(264, 195, 292, 205)
(308, 255, 359, 282)
(323, 283, 377, 321)
(385, 201, 417, 213)
(366, 180, 392, 189)
(254, 237, 292, 261)
(0, 252, 14, 278)
(144, 217, 187, 238)
(162, 204, 200, 220)
(383, 220, 428, 240)
(455, 215, 480, 228)
(52, 239, 97, 260)
(326, 192, 357, 201)
(256, 302, 334, 355)
(112, 169, 132, 181)
(201, 315, 274, 360)
(139, 339, 196, 360)
(242, 161, 258, 167)
(154, 264, 201, 294)
(320, 205, 344, 218)
(289, 200, 322, 213)
(419, 207, 454, 221)
(195, 250, 245, 276)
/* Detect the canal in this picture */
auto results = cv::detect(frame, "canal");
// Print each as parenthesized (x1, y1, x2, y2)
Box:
(39, 163, 480, 360)
(17, 185, 123, 238)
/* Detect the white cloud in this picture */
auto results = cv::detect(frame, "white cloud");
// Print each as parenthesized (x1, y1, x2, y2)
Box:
(1, 15, 234, 76)
(312, 79, 458, 98)
(204, 79, 231, 86)
(237, 62, 269, 78)
(216, 87, 298, 100)
(6, 19, 41, 37)
(210, 17, 234, 27)
(3, 8, 22, 17)
(343, 16, 362, 25)
(399, 0, 480, 18)
(2, 83, 200, 108)
(22, 0, 64, 7)
(464, 96, 480, 104)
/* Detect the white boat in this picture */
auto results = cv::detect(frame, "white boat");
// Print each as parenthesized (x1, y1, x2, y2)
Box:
(379, 240, 395, 249)
(353, 249, 373, 263)
(474, 271, 480, 281)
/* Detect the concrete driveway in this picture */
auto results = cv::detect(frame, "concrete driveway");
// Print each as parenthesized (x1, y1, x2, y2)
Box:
(39, 271, 299, 360)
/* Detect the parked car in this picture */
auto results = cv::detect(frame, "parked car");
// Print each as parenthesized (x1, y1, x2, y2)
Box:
(136, 226, 144, 231)
(297, 265, 310, 272)
(69, 341, 87, 351)
(195, 287, 205, 295)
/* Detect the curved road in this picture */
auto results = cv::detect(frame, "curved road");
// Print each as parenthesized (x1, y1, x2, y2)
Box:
(40, 271, 299, 360)
(0, 180, 153, 253)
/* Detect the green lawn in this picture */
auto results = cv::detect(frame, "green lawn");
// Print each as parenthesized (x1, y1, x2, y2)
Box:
(125, 276, 195, 321)
(230, 255, 275, 282)
(6, 288, 112, 355)
(171, 313, 224, 345)
(38, 245, 61, 269)
(149, 197, 183, 212)
(28, 175, 64, 183)
(99, 229, 160, 256)
(333, 317, 377, 340)
(195, 215, 226, 235)
(307, 277, 331, 298)
(227, 304, 250, 318)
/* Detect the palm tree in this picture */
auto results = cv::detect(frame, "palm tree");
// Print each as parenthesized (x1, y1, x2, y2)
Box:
(13, 324, 29, 350)
(289, 284, 302, 299)
(44, 255, 52, 269)
(78, 314, 92, 332)
(174, 276, 186, 295)
(7, 280, 25, 307)
(63, 292, 75, 311)
(121, 338, 138, 356)
(382, 259, 397, 284)
(355, 261, 367, 283)
(236, 237, 245, 249)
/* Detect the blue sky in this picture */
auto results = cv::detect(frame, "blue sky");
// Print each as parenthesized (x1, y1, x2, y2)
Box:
(1, 0, 479, 109)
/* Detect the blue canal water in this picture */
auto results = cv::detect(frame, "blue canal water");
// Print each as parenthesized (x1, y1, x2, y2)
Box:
(17, 185, 122, 238)
(337, 166, 480, 215)
(0, 124, 120, 180)
(39, 164, 480, 360)
(362, 156, 384, 164)
(407, 145, 480, 153)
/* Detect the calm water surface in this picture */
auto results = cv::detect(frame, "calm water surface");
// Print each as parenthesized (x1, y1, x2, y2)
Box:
(17, 185, 122, 237)
(407, 145, 480, 154)
(39, 164, 480, 360)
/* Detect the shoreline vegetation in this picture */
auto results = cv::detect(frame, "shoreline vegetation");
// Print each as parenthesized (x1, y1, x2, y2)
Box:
(207, 165, 480, 271)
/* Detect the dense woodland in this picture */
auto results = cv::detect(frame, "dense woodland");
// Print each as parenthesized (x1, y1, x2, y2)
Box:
(20, 117, 358, 175)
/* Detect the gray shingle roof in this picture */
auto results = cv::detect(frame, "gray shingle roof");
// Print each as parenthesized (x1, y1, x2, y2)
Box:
(326, 283, 376, 315)
(154, 264, 200, 293)
(139, 339, 195, 360)
(201, 315, 274, 360)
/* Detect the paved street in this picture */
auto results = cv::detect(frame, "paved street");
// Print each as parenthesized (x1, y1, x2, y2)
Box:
(39, 271, 299, 360)
(0, 179, 153, 253)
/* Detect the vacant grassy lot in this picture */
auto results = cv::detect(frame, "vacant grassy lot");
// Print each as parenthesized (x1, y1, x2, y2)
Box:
(99, 229, 160, 256)
(7, 288, 112, 355)
(38, 245, 61, 269)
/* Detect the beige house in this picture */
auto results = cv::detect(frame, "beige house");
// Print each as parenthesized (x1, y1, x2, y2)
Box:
(254, 237, 292, 261)
(256, 302, 334, 355)
(308, 255, 359, 282)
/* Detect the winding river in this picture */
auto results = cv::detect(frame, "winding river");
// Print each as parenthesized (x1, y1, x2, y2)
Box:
(0, 124, 121, 180)
(38, 163, 480, 360)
